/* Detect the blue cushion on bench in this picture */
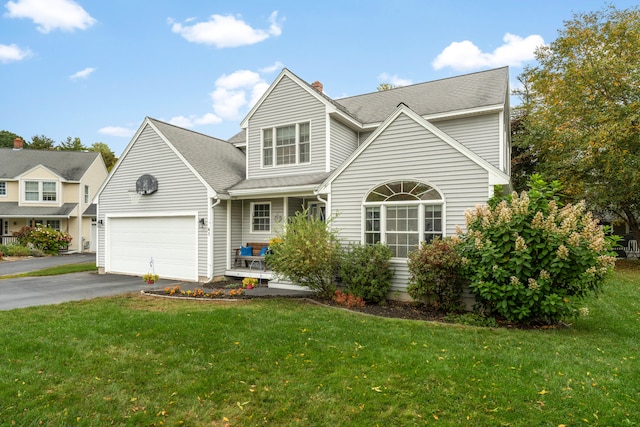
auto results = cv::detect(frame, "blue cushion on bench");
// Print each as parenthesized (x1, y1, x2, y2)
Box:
(259, 246, 268, 256)
(240, 246, 252, 256)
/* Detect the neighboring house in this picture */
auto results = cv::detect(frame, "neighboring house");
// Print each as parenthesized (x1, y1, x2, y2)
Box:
(96, 67, 511, 293)
(0, 139, 108, 252)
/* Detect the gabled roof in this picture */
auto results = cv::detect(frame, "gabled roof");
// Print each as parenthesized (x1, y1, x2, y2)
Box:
(0, 148, 101, 181)
(334, 67, 509, 124)
(102, 117, 245, 198)
(317, 103, 510, 194)
(233, 67, 508, 144)
(147, 118, 245, 195)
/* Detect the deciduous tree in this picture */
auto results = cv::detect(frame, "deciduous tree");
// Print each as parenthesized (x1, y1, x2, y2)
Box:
(520, 5, 640, 241)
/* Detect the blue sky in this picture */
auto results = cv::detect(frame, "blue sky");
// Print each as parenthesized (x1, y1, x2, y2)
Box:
(1, 0, 637, 156)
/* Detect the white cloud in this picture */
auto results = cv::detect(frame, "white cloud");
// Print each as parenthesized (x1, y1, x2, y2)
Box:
(259, 61, 284, 74)
(170, 11, 283, 48)
(98, 126, 135, 138)
(162, 66, 276, 132)
(432, 33, 545, 71)
(168, 113, 222, 128)
(4, 0, 96, 33)
(377, 72, 413, 87)
(209, 69, 270, 120)
(0, 43, 31, 63)
(69, 66, 96, 80)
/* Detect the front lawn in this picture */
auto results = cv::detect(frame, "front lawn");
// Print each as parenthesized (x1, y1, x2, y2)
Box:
(0, 262, 638, 426)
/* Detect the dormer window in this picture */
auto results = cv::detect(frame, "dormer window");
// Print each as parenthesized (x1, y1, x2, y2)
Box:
(24, 180, 57, 202)
(262, 122, 310, 167)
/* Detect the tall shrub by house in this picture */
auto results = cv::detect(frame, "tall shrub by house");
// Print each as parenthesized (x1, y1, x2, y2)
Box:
(407, 237, 462, 312)
(266, 209, 342, 299)
(340, 242, 394, 304)
(456, 175, 616, 324)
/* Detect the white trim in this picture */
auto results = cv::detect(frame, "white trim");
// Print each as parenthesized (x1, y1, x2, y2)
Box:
(95, 117, 219, 201)
(20, 179, 60, 206)
(317, 104, 509, 194)
(229, 185, 319, 198)
(103, 212, 199, 281)
(250, 201, 271, 234)
(259, 121, 312, 169)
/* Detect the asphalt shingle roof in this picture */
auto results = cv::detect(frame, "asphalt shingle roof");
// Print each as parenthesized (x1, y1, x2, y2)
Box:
(335, 67, 509, 124)
(0, 149, 100, 180)
(148, 118, 246, 195)
(227, 171, 331, 192)
(0, 202, 77, 217)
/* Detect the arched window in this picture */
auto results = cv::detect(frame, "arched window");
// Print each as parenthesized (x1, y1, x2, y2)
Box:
(364, 180, 444, 258)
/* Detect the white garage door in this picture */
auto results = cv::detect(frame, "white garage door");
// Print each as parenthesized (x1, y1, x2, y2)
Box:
(106, 216, 197, 281)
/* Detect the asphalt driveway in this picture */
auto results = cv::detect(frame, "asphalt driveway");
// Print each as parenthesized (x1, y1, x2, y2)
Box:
(0, 254, 182, 310)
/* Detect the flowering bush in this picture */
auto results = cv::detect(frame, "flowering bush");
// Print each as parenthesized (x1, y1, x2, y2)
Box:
(407, 237, 462, 312)
(456, 175, 616, 324)
(14, 225, 72, 255)
(339, 242, 394, 304)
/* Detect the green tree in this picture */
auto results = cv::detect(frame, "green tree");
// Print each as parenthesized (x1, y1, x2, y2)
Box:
(376, 83, 395, 91)
(266, 209, 342, 298)
(59, 136, 87, 151)
(28, 134, 55, 150)
(0, 130, 23, 148)
(89, 142, 117, 170)
(520, 5, 640, 241)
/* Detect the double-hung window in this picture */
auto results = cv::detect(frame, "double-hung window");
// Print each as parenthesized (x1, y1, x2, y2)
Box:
(24, 180, 57, 202)
(251, 202, 271, 233)
(364, 180, 444, 258)
(262, 122, 310, 167)
(84, 185, 90, 203)
(0, 181, 6, 196)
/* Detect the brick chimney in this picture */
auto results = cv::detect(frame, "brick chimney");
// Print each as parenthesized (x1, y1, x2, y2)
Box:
(13, 137, 24, 150)
(311, 81, 323, 93)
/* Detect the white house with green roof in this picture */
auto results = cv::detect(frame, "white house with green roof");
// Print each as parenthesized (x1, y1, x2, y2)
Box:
(96, 67, 511, 293)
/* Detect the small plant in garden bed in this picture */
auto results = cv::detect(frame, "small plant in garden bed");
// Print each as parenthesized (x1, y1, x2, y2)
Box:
(332, 290, 365, 308)
(159, 285, 242, 298)
(242, 277, 258, 289)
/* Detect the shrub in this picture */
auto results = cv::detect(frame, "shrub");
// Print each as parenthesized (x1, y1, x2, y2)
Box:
(407, 237, 463, 312)
(333, 290, 365, 308)
(266, 209, 342, 299)
(13, 226, 72, 255)
(456, 175, 616, 324)
(0, 244, 32, 257)
(339, 242, 394, 304)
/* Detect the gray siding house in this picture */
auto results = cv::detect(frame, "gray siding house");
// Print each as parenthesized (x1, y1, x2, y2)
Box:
(96, 67, 511, 293)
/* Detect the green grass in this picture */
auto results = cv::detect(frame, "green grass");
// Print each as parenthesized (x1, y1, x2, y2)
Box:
(0, 262, 638, 426)
(0, 262, 97, 279)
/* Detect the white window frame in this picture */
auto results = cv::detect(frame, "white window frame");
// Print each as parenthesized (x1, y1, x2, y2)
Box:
(29, 219, 61, 231)
(362, 180, 445, 259)
(261, 122, 311, 168)
(84, 185, 90, 203)
(250, 202, 271, 233)
(22, 180, 58, 203)
(0, 181, 6, 197)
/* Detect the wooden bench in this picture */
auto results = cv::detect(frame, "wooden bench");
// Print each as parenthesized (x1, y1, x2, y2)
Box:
(234, 242, 269, 270)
